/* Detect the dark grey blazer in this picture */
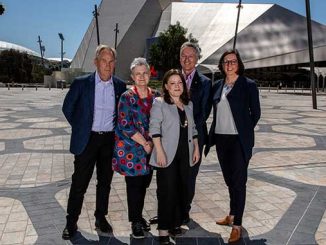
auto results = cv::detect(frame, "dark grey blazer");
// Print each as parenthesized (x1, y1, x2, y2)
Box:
(149, 97, 198, 168)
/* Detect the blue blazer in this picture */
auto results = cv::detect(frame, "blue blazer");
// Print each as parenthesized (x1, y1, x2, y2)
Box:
(62, 72, 126, 155)
(205, 76, 261, 162)
(190, 70, 212, 150)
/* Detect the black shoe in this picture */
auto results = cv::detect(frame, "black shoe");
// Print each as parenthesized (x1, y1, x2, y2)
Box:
(95, 217, 113, 233)
(159, 235, 171, 245)
(149, 215, 158, 224)
(62, 224, 77, 240)
(131, 221, 145, 239)
(141, 217, 151, 231)
(169, 227, 182, 236)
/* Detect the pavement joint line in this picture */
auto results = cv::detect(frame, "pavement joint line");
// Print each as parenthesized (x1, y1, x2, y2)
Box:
(285, 186, 320, 245)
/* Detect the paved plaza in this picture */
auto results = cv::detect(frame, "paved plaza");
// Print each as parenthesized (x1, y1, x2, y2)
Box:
(0, 88, 325, 245)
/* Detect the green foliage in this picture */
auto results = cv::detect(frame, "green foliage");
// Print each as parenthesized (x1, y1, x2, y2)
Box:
(148, 79, 162, 91)
(149, 21, 198, 75)
(0, 49, 28, 83)
(0, 4, 5, 15)
(32, 64, 51, 83)
(0, 49, 50, 84)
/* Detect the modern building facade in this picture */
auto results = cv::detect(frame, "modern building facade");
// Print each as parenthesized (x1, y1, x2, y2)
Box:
(70, 0, 326, 87)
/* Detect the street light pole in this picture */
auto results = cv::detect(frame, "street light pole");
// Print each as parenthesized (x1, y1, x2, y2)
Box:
(114, 23, 119, 49)
(58, 33, 64, 71)
(305, 0, 317, 109)
(93, 4, 100, 45)
(233, 0, 243, 50)
(37, 36, 45, 66)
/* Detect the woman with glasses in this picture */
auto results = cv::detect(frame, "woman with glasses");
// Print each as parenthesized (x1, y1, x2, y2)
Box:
(204, 49, 261, 243)
(112, 57, 158, 239)
(149, 69, 200, 245)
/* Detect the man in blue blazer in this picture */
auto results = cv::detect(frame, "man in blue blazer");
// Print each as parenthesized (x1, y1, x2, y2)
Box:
(180, 42, 212, 223)
(62, 45, 126, 240)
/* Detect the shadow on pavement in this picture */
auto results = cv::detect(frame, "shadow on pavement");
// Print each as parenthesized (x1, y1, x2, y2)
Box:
(70, 231, 128, 245)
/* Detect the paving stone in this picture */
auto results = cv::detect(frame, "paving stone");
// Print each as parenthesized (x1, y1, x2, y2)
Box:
(0, 89, 325, 244)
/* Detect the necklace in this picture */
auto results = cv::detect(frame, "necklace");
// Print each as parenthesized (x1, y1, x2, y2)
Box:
(180, 117, 188, 128)
(177, 107, 188, 128)
(133, 86, 153, 115)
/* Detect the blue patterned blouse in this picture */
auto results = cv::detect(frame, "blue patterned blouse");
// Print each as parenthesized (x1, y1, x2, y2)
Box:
(112, 88, 157, 176)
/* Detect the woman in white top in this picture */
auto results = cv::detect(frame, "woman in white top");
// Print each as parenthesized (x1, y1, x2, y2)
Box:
(205, 49, 261, 243)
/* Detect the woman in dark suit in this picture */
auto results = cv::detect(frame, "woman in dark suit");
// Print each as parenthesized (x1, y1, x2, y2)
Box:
(149, 69, 200, 244)
(205, 49, 261, 243)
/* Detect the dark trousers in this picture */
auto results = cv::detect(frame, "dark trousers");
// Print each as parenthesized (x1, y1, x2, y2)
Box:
(66, 132, 115, 225)
(125, 172, 153, 223)
(186, 141, 203, 216)
(215, 134, 248, 226)
(157, 142, 190, 230)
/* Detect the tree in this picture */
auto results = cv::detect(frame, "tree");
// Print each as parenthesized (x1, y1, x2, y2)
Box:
(149, 21, 198, 76)
(0, 49, 33, 83)
(0, 4, 5, 15)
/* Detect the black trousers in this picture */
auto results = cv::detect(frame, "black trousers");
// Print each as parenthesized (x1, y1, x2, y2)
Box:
(156, 141, 190, 230)
(186, 140, 203, 216)
(66, 132, 115, 225)
(125, 172, 153, 223)
(214, 134, 248, 226)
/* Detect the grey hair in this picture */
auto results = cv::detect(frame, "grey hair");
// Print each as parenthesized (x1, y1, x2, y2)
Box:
(180, 41, 201, 59)
(130, 57, 150, 72)
(95, 44, 117, 60)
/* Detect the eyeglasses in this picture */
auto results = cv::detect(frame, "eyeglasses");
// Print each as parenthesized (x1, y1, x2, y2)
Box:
(223, 59, 238, 66)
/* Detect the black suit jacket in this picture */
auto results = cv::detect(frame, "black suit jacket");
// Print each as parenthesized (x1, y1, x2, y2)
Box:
(62, 72, 126, 155)
(205, 76, 261, 162)
(189, 70, 212, 151)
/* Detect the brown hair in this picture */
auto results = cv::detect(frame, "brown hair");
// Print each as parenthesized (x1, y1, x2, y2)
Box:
(218, 49, 245, 77)
(162, 69, 189, 105)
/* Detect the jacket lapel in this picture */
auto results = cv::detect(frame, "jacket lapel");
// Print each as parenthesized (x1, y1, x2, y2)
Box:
(112, 76, 122, 105)
(190, 70, 201, 92)
(226, 76, 243, 100)
(212, 80, 224, 103)
(89, 72, 96, 116)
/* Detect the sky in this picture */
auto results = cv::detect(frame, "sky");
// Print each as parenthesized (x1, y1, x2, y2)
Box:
(0, 0, 325, 60)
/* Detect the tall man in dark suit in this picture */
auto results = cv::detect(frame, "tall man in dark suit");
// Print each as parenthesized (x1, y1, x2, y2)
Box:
(62, 45, 126, 240)
(180, 42, 212, 222)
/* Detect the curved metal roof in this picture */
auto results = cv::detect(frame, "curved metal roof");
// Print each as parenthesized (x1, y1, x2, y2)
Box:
(0, 40, 40, 57)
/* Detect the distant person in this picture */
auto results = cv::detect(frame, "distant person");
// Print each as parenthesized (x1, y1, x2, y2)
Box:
(61, 44, 126, 240)
(179, 41, 212, 223)
(205, 49, 261, 243)
(112, 58, 158, 239)
(149, 69, 200, 244)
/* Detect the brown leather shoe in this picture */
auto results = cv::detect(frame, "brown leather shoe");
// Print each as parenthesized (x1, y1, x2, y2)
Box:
(228, 227, 241, 243)
(216, 215, 233, 226)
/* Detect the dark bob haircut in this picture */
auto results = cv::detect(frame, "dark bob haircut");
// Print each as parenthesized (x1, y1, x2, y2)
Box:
(218, 49, 245, 77)
(162, 69, 189, 105)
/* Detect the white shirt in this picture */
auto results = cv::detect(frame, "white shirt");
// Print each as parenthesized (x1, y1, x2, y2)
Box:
(214, 84, 238, 135)
(92, 72, 115, 132)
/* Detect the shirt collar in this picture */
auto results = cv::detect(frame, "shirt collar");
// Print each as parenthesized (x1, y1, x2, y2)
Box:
(95, 71, 113, 85)
(182, 69, 196, 81)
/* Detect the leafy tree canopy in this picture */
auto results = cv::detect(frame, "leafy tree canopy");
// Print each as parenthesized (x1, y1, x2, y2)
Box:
(149, 21, 198, 75)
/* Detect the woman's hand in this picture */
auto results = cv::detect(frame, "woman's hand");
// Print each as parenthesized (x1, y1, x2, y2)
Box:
(143, 141, 153, 154)
(192, 139, 200, 164)
(156, 150, 167, 167)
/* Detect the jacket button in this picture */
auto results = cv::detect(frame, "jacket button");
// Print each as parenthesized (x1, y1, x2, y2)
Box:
(189, 140, 191, 142)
